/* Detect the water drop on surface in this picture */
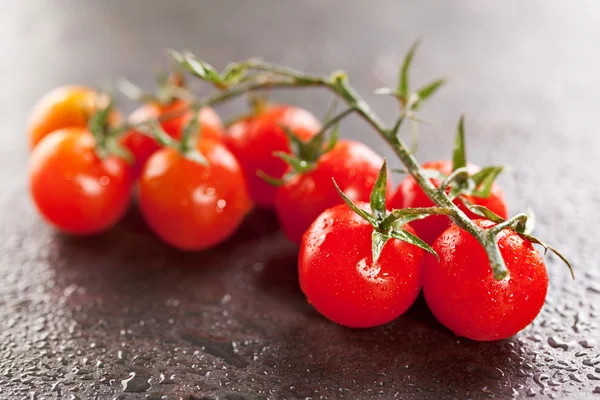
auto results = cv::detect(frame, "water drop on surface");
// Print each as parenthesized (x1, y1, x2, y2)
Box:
(580, 339, 597, 349)
(121, 372, 150, 393)
(588, 373, 600, 381)
(547, 336, 576, 351)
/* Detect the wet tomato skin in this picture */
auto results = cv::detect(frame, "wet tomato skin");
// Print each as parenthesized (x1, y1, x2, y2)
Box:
(423, 219, 548, 341)
(225, 105, 321, 208)
(29, 128, 133, 235)
(121, 100, 223, 179)
(138, 139, 251, 251)
(28, 85, 121, 149)
(390, 160, 508, 244)
(275, 140, 391, 245)
(299, 203, 425, 328)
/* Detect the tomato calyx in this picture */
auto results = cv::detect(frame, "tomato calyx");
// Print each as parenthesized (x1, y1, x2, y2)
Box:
(88, 102, 133, 163)
(145, 110, 208, 165)
(332, 160, 443, 263)
(119, 71, 195, 107)
(463, 199, 575, 279)
(258, 104, 355, 187)
(423, 115, 506, 203)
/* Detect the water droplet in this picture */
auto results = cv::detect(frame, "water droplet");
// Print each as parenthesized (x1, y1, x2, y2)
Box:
(121, 372, 150, 393)
(526, 388, 537, 397)
(582, 285, 600, 298)
(580, 339, 597, 349)
(547, 335, 576, 351)
(216, 199, 226, 213)
(99, 176, 110, 186)
(583, 355, 600, 366)
(588, 373, 600, 381)
(569, 373, 584, 383)
(158, 373, 175, 384)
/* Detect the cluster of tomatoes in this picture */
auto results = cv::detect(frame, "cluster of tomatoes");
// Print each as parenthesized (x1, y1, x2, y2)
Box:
(27, 81, 549, 342)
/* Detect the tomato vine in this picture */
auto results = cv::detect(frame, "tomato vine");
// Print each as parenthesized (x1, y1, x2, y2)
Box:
(110, 42, 572, 281)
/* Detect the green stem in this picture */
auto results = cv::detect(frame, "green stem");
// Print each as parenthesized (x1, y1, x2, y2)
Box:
(112, 59, 509, 279)
(490, 213, 529, 235)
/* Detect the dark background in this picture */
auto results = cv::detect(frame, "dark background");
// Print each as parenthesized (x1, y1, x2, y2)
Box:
(1, 1, 599, 399)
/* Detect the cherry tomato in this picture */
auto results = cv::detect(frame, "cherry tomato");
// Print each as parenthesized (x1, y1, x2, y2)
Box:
(225, 105, 321, 208)
(275, 140, 390, 245)
(390, 160, 508, 244)
(423, 219, 548, 341)
(138, 139, 251, 251)
(28, 85, 121, 149)
(299, 203, 425, 328)
(121, 99, 224, 179)
(29, 128, 133, 235)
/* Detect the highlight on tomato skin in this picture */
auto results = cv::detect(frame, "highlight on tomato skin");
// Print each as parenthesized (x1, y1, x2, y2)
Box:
(28, 85, 121, 150)
(298, 202, 425, 329)
(422, 219, 549, 341)
(275, 140, 391, 245)
(29, 127, 134, 235)
(120, 99, 224, 179)
(390, 160, 508, 245)
(138, 139, 252, 251)
(224, 105, 322, 208)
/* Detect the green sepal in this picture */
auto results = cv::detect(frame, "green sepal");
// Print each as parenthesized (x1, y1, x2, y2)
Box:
(273, 151, 312, 173)
(181, 149, 208, 166)
(257, 170, 294, 187)
(147, 121, 178, 148)
(88, 100, 113, 136)
(173, 51, 221, 83)
(398, 38, 421, 101)
(470, 165, 504, 198)
(279, 124, 304, 158)
(462, 201, 505, 223)
(452, 115, 467, 172)
(324, 122, 339, 153)
(371, 231, 390, 264)
(413, 79, 446, 109)
(332, 178, 374, 224)
(180, 111, 201, 152)
(88, 102, 134, 163)
(389, 228, 438, 260)
(385, 208, 444, 230)
(518, 232, 574, 279)
(221, 63, 247, 85)
(369, 160, 388, 221)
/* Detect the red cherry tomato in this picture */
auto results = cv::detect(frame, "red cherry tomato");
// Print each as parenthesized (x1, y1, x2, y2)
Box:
(275, 140, 390, 245)
(299, 203, 425, 328)
(225, 105, 321, 208)
(423, 219, 548, 341)
(138, 139, 251, 251)
(29, 128, 133, 235)
(121, 100, 224, 179)
(390, 160, 508, 244)
(28, 85, 121, 150)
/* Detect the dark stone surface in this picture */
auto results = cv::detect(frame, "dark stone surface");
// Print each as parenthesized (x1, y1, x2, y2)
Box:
(1, 1, 599, 399)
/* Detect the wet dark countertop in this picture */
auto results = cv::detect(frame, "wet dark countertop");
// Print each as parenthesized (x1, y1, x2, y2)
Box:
(2, 1, 600, 399)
